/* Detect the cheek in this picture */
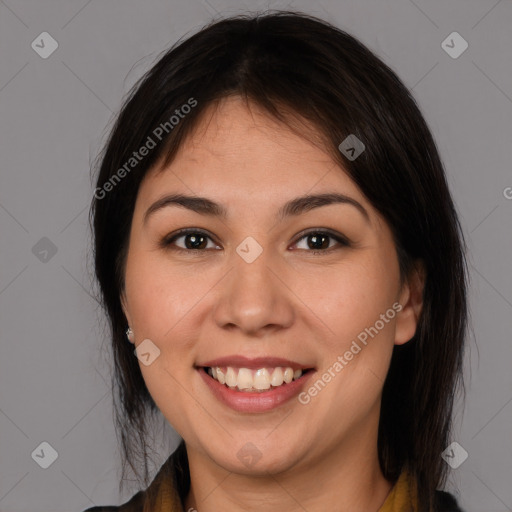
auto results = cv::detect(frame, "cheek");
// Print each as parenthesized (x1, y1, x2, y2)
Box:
(308, 256, 400, 347)
(124, 248, 201, 340)
(301, 257, 400, 424)
(125, 252, 200, 430)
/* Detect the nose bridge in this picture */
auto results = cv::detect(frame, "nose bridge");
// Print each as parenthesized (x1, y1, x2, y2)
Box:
(234, 236, 273, 291)
(213, 235, 294, 334)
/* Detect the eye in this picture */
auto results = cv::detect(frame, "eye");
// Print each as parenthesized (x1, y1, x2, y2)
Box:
(160, 228, 350, 255)
(160, 229, 221, 252)
(291, 229, 350, 254)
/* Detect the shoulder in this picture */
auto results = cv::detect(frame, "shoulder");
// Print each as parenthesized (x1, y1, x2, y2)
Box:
(81, 490, 145, 512)
(434, 489, 466, 512)
(79, 441, 187, 512)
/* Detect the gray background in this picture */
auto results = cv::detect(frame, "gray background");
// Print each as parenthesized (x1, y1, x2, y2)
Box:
(0, 0, 511, 511)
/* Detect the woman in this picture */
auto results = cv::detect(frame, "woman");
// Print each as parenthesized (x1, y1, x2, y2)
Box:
(86, 11, 467, 512)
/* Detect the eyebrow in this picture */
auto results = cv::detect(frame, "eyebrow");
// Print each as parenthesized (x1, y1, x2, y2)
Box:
(143, 192, 370, 225)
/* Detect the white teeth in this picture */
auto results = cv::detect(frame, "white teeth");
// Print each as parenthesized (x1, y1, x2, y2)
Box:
(270, 367, 284, 386)
(237, 368, 253, 390)
(253, 368, 271, 390)
(225, 367, 237, 387)
(207, 366, 305, 392)
(215, 367, 225, 385)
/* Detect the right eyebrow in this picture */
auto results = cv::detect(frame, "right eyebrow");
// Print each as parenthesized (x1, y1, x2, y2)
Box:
(143, 194, 228, 226)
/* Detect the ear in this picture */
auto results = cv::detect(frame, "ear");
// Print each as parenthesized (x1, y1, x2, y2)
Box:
(395, 260, 425, 346)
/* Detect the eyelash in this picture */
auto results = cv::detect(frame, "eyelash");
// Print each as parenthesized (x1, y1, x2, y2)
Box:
(159, 228, 350, 255)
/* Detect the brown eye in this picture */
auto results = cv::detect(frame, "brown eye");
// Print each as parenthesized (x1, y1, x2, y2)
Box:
(292, 230, 350, 254)
(180, 233, 208, 250)
(160, 229, 220, 251)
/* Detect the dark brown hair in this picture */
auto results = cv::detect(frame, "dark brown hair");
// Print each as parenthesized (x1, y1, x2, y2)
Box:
(90, 11, 468, 511)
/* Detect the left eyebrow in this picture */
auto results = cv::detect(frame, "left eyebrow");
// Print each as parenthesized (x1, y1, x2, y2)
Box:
(142, 192, 370, 226)
(277, 192, 369, 223)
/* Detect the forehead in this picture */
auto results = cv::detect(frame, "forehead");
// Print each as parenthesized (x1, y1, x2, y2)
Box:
(142, 96, 363, 200)
(181, 96, 325, 155)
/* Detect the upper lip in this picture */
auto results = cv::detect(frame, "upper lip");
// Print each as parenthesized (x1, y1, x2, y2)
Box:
(198, 355, 315, 371)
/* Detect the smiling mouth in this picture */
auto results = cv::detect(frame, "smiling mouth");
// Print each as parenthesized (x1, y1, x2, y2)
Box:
(201, 366, 315, 393)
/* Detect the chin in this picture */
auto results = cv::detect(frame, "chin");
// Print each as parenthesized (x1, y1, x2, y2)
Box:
(205, 437, 303, 475)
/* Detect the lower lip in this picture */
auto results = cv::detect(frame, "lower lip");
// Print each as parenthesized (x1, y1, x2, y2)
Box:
(197, 368, 315, 413)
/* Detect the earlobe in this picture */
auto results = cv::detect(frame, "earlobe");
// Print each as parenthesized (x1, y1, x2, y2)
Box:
(394, 261, 426, 346)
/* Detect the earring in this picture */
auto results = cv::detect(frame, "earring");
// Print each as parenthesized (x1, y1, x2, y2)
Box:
(126, 327, 135, 343)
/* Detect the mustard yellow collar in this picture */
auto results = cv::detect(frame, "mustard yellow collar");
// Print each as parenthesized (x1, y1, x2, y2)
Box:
(378, 470, 418, 512)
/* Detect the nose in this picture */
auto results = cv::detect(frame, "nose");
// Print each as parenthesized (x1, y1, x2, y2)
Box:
(212, 243, 295, 337)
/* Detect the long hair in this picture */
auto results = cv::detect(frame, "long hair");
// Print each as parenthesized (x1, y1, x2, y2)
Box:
(90, 11, 468, 511)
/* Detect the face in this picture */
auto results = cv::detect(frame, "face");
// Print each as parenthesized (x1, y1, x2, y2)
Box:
(121, 96, 422, 476)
